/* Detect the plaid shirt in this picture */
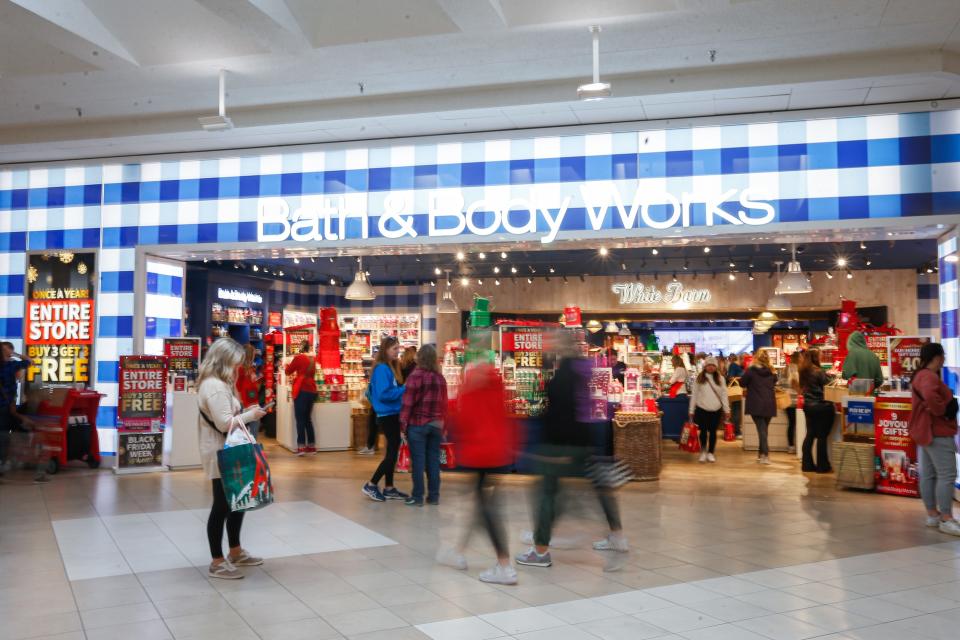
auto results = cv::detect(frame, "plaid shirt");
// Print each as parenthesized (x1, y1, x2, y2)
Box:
(400, 368, 448, 428)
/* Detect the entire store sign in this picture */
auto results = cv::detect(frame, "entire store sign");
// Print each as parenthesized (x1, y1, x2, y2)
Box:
(501, 328, 544, 368)
(163, 337, 201, 381)
(118, 356, 167, 430)
(257, 184, 775, 245)
(612, 282, 712, 305)
(25, 253, 96, 384)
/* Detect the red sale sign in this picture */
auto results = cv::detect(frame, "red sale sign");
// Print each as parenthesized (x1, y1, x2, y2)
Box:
(887, 336, 932, 379)
(118, 356, 168, 430)
(874, 396, 919, 498)
(26, 299, 95, 345)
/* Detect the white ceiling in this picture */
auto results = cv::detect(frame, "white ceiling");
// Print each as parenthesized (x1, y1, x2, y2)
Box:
(1, 0, 959, 163)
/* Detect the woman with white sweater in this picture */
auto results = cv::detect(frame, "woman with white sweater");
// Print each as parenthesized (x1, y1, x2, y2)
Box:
(688, 356, 730, 463)
(198, 338, 266, 580)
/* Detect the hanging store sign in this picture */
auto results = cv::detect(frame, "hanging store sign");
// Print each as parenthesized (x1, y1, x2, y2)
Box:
(217, 288, 263, 304)
(887, 336, 931, 380)
(612, 282, 711, 305)
(257, 185, 774, 246)
(25, 253, 96, 384)
(118, 356, 168, 430)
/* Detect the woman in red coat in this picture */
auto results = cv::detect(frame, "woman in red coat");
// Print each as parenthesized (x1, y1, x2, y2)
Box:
(439, 361, 517, 585)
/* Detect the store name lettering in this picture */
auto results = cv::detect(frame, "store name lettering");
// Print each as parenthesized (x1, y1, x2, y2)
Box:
(256, 185, 774, 245)
(612, 282, 712, 305)
(218, 288, 263, 304)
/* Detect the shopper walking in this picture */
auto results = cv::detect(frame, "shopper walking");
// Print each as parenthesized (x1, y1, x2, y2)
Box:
(400, 346, 418, 382)
(517, 334, 625, 570)
(740, 350, 777, 464)
(800, 349, 835, 473)
(781, 351, 801, 454)
(727, 354, 744, 436)
(842, 331, 884, 391)
(284, 340, 317, 455)
(399, 345, 448, 507)
(236, 344, 262, 439)
(439, 358, 517, 584)
(688, 357, 730, 463)
(197, 338, 266, 580)
(362, 337, 409, 502)
(909, 343, 960, 536)
(0, 343, 47, 483)
(668, 354, 688, 397)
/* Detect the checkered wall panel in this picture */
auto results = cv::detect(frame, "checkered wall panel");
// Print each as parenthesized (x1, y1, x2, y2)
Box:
(3, 108, 960, 454)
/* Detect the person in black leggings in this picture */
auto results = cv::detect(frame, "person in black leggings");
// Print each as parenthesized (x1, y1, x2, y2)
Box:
(799, 348, 835, 473)
(361, 337, 409, 502)
(688, 357, 730, 463)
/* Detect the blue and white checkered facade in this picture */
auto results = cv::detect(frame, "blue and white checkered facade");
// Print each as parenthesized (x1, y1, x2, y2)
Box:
(2, 109, 960, 454)
(939, 235, 960, 391)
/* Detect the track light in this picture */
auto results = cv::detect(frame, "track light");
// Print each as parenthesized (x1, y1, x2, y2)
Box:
(728, 273, 736, 281)
(577, 26, 611, 100)
(837, 257, 847, 267)
(456, 251, 465, 261)
(826, 272, 833, 279)
(198, 69, 234, 131)
(704, 247, 711, 253)
(511, 266, 517, 274)
(252, 265, 259, 272)
(599, 247, 609, 256)
(651, 248, 659, 255)
(500, 252, 507, 259)
(495, 279, 501, 286)
(527, 277, 533, 284)
(846, 271, 854, 279)
(493, 266, 500, 274)
(478, 252, 486, 260)
(293, 257, 300, 264)
(329, 277, 336, 285)
(434, 267, 441, 275)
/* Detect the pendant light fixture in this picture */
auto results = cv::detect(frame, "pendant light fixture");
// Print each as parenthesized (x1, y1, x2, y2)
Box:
(577, 26, 612, 100)
(618, 323, 632, 336)
(437, 270, 459, 314)
(604, 321, 619, 334)
(766, 261, 792, 310)
(345, 256, 376, 301)
(776, 244, 812, 295)
(586, 319, 603, 334)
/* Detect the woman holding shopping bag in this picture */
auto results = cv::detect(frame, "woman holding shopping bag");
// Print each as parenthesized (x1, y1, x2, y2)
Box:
(197, 338, 266, 580)
(399, 345, 448, 507)
(740, 350, 778, 465)
(688, 357, 730, 463)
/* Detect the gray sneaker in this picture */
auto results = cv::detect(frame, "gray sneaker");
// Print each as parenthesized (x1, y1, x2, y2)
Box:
(228, 550, 263, 566)
(208, 560, 243, 580)
(515, 547, 552, 567)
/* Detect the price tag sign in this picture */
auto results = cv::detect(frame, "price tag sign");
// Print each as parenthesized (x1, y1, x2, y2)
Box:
(887, 336, 931, 379)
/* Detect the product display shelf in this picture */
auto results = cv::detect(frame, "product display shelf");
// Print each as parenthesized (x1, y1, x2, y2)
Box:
(339, 314, 421, 359)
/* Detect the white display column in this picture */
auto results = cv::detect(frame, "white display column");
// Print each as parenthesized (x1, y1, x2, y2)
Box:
(165, 392, 202, 469)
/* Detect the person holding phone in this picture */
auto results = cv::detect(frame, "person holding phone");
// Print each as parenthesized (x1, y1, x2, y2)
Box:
(197, 338, 266, 580)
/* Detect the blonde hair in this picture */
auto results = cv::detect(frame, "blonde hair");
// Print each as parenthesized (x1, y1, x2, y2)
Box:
(754, 349, 775, 373)
(198, 338, 245, 387)
(242, 343, 256, 370)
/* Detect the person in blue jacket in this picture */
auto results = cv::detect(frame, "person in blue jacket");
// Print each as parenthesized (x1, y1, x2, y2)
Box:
(362, 336, 409, 502)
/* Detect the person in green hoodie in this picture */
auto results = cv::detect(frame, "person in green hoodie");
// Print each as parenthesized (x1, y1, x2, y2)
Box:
(841, 331, 884, 390)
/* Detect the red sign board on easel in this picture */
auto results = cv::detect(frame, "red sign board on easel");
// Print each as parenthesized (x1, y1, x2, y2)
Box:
(118, 355, 168, 430)
(874, 396, 919, 498)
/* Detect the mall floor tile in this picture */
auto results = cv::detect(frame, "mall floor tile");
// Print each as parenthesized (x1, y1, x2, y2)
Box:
(2, 440, 960, 639)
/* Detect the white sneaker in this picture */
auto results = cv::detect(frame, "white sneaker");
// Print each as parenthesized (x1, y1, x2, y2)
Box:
(940, 520, 960, 537)
(478, 564, 518, 585)
(706, 453, 716, 463)
(927, 515, 942, 528)
(593, 534, 629, 552)
(759, 456, 771, 465)
(436, 548, 467, 570)
(520, 530, 579, 549)
(698, 452, 708, 463)
(788, 446, 796, 454)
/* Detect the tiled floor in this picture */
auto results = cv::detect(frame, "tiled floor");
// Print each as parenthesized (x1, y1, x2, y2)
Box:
(2, 438, 960, 639)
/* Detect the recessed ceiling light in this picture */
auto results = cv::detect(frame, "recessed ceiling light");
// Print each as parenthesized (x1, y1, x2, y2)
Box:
(500, 252, 507, 259)
(837, 257, 847, 267)
(599, 247, 609, 256)
(460, 277, 469, 286)
(456, 251, 465, 261)
(434, 267, 442, 275)
(704, 247, 711, 253)
(478, 252, 486, 260)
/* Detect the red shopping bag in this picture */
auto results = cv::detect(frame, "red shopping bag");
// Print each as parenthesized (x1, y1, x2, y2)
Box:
(668, 382, 686, 398)
(723, 421, 736, 442)
(439, 442, 457, 470)
(396, 441, 411, 473)
(679, 422, 701, 453)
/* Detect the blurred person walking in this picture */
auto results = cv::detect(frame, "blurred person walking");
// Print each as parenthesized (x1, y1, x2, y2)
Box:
(400, 346, 418, 382)
(0, 342, 47, 483)
(727, 354, 744, 437)
(688, 357, 730, 463)
(740, 350, 777, 464)
(198, 338, 266, 579)
(800, 349, 835, 473)
(400, 345, 448, 507)
(516, 334, 625, 570)
(781, 351, 801, 453)
(284, 340, 318, 455)
(440, 358, 518, 584)
(362, 337, 409, 502)
(909, 342, 960, 536)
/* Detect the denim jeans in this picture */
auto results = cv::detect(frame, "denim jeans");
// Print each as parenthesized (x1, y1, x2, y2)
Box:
(293, 392, 316, 446)
(920, 436, 958, 515)
(752, 415, 770, 456)
(407, 423, 442, 503)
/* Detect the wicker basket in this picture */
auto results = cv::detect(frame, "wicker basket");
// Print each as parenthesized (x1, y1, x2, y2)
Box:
(613, 412, 662, 482)
(833, 441, 875, 490)
(351, 411, 371, 450)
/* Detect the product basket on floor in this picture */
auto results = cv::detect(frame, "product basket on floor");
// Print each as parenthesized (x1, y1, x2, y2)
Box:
(833, 441, 875, 490)
(612, 411, 661, 481)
